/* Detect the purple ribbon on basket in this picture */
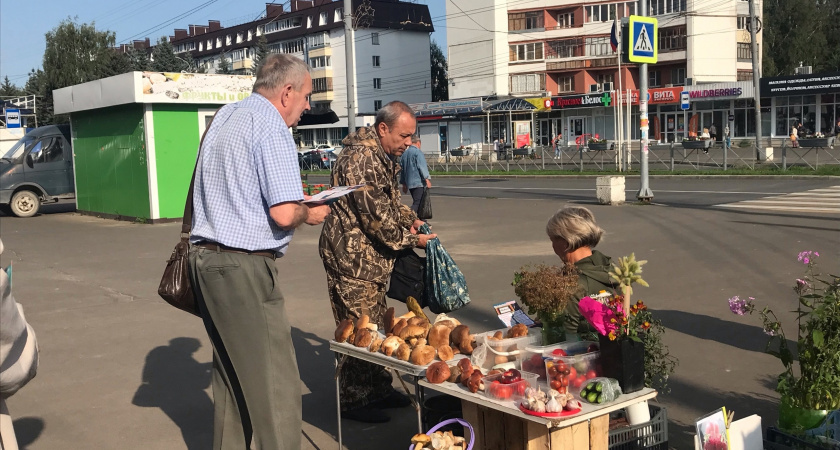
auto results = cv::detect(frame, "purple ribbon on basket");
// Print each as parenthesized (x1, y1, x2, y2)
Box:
(409, 418, 475, 450)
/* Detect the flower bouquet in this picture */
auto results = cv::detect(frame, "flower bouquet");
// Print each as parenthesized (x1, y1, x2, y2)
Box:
(513, 264, 582, 345)
(728, 251, 840, 432)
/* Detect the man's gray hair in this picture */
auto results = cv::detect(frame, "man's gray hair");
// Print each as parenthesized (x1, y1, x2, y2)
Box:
(374, 101, 416, 129)
(546, 206, 604, 252)
(411, 134, 421, 144)
(253, 54, 311, 96)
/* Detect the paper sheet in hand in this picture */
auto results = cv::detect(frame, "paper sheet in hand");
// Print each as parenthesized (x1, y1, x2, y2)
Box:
(302, 184, 365, 204)
(494, 300, 536, 327)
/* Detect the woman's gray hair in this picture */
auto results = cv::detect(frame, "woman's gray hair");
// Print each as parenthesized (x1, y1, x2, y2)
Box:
(253, 54, 311, 95)
(546, 206, 604, 251)
(374, 101, 415, 129)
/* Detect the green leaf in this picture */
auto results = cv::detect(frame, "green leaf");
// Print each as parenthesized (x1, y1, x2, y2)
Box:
(812, 329, 824, 347)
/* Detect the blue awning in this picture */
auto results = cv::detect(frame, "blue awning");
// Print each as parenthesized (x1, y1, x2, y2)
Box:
(410, 98, 487, 117)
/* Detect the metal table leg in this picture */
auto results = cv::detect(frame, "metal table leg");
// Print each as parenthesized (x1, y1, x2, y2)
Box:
(335, 357, 343, 450)
(414, 376, 425, 433)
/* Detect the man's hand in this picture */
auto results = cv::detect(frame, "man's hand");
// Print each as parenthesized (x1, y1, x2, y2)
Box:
(305, 203, 331, 225)
(401, 184, 408, 194)
(425, 179, 432, 188)
(410, 219, 426, 234)
(416, 233, 437, 248)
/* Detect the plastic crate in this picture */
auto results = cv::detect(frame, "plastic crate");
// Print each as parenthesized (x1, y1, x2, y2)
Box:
(482, 370, 538, 402)
(609, 404, 668, 450)
(765, 427, 840, 450)
(521, 341, 599, 382)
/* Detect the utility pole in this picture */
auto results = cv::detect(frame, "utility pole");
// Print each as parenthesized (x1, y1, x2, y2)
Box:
(748, 0, 762, 157)
(636, 0, 653, 202)
(344, 0, 357, 133)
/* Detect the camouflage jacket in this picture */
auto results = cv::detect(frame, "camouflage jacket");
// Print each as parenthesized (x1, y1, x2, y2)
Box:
(319, 127, 419, 284)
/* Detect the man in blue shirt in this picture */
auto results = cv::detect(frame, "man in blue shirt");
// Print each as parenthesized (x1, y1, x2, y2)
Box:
(399, 134, 431, 213)
(188, 53, 330, 450)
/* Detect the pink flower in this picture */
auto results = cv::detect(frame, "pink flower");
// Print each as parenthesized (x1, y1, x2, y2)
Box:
(728, 296, 753, 315)
(797, 251, 819, 265)
(579, 296, 620, 336)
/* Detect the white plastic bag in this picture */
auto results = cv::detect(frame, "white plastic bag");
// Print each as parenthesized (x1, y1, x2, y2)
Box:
(578, 377, 622, 404)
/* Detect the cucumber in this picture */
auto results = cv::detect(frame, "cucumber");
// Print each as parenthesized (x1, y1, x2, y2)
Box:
(586, 392, 598, 403)
(596, 393, 603, 403)
(585, 382, 595, 392)
(595, 383, 603, 393)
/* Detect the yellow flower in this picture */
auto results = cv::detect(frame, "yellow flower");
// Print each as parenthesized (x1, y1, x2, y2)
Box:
(610, 317, 618, 324)
(642, 321, 651, 330)
(608, 330, 617, 341)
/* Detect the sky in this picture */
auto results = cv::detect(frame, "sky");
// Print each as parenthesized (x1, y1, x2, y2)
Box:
(0, 0, 447, 88)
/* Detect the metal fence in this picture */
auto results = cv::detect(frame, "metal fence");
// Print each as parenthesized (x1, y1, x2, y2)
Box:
(418, 141, 840, 173)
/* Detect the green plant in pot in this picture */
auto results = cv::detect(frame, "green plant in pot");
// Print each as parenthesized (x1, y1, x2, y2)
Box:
(513, 264, 581, 345)
(728, 251, 840, 433)
(578, 254, 678, 394)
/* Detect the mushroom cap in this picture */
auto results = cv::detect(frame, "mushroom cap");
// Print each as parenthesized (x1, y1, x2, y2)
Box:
(356, 314, 370, 331)
(353, 328, 373, 348)
(425, 361, 451, 384)
(411, 434, 432, 446)
(410, 344, 436, 366)
(437, 345, 454, 362)
(450, 325, 470, 345)
(427, 323, 452, 349)
(384, 307, 396, 334)
(334, 319, 354, 343)
(368, 336, 384, 353)
(391, 318, 409, 337)
(381, 335, 403, 356)
(447, 364, 462, 383)
(395, 343, 412, 361)
(507, 323, 529, 338)
(398, 325, 427, 342)
(466, 370, 483, 393)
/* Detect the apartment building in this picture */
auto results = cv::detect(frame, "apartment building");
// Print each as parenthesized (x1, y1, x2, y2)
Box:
(148, 0, 434, 147)
(445, 0, 763, 144)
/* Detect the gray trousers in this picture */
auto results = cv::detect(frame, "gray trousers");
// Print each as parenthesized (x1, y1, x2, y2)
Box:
(189, 247, 301, 450)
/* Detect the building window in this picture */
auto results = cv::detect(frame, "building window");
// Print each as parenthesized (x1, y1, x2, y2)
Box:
(737, 70, 754, 81)
(649, 70, 661, 87)
(207, 39, 213, 50)
(307, 32, 330, 48)
(269, 39, 305, 54)
(546, 38, 581, 59)
(226, 35, 232, 46)
(671, 68, 686, 85)
(510, 73, 545, 93)
(557, 75, 574, 93)
(508, 42, 544, 62)
(737, 43, 752, 61)
(659, 26, 686, 52)
(585, 37, 611, 57)
(256, 25, 263, 36)
(371, 32, 380, 45)
(737, 16, 751, 30)
(265, 17, 302, 33)
(373, 78, 382, 89)
(650, 0, 686, 16)
(310, 56, 331, 68)
(199, 42, 204, 51)
(187, 41, 196, 51)
(372, 55, 380, 67)
(509, 11, 543, 31)
(556, 13, 574, 28)
(307, 16, 313, 28)
(247, 30, 253, 41)
(319, 12, 328, 26)
(312, 77, 333, 93)
(335, 7, 344, 21)
(374, 100, 382, 111)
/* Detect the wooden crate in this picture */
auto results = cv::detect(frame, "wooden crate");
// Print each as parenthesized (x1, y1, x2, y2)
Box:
(461, 401, 609, 450)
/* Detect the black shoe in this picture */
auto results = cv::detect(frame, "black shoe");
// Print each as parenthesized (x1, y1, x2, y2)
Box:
(369, 391, 412, 409)
(341, 406, 390, 423)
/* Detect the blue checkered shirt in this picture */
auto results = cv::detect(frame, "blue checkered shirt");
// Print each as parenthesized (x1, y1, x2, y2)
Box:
(190, 93, 303, 255)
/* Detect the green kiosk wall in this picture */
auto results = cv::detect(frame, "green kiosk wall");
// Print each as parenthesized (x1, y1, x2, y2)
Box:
(151, 104, 202, 219)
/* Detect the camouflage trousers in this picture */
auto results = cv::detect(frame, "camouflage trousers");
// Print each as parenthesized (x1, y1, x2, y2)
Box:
(325, 269, 394, 411)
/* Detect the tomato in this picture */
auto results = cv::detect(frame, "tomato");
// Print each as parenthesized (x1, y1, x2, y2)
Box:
(547, 365, 559, 378)
(586, 370, 597, 380)
(551, 348, 568, 356)
(557, 385, 567, 394)
(560, 376, 569, 387)
(550, 379, 562, 390)
(496, 384, 513, 399)
(568, 367, 578, 380)
(555, 361, 568, 373)
(515, 382, 528, 396)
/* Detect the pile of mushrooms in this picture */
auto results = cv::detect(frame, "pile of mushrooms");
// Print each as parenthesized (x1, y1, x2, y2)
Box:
(333, 304, 477, 367)
(411, 430, 466, 450)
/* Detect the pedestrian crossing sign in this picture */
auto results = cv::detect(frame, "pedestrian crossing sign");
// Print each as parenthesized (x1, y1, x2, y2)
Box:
(628, 16, 658, 63)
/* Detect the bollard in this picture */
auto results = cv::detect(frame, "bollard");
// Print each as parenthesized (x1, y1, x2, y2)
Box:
(724, 143, 728, 171)
(596, 176, 625, 205)
(669, 144, 675, 172)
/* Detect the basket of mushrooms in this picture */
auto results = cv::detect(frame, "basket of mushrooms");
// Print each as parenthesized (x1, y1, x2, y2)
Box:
(409, 418, 474, 450)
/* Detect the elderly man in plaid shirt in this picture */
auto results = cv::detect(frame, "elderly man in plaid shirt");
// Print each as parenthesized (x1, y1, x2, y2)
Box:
(188, 53, 330, 450)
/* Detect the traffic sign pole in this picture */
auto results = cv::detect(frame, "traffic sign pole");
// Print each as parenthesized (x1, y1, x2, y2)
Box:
(636, 4, 653, 201)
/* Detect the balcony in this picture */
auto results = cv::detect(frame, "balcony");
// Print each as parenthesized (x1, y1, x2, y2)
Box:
(546, 56, 618, 71)
(232, 59, 253, 70)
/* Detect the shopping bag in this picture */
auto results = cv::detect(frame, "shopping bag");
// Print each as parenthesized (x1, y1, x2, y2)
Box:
(418, 187, 433, 220)
(387, 249, 426, 306)
(421, 224, 470, 314)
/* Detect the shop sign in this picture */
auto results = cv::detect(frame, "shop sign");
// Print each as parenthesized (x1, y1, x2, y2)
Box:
(613, 87, 680, 106)
(514, 121, 531, 147)
(759, 72, 840, 97)
(550, 93, 612, 110)
(140, 72, 255, 104)
(688, 87, 743, 99)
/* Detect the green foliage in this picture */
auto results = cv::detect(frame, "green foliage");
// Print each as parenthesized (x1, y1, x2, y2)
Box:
(0, 76, 23, 97)
(217, 56, 234, 75)
(430, 40, 448, 102)
(105, 51, 133, 76)
(512, 264, 581, 322)
(151, 36, 186, 72)
(763, 0, 839, 75)
(643, 318, 679, 393)
(252, 35, 270, 75)
(125, 46, 151, 71)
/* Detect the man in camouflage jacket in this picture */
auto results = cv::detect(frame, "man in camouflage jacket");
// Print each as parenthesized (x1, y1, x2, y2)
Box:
(319, 101, 436, 423)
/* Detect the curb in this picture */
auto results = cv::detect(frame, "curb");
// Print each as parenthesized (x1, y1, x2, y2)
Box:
(427, 174, 840, 180)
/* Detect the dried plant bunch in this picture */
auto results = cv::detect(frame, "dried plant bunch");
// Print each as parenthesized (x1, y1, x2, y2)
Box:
(513, 264, 582, 319)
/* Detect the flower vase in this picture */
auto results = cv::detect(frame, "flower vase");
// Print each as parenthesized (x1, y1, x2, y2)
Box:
(778, 395, 830, 432)
(539, 313, 566, 345)
(598, 334, 645, 394)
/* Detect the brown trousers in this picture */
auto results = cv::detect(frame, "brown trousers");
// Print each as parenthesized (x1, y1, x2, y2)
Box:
(325, 269, 394, 410)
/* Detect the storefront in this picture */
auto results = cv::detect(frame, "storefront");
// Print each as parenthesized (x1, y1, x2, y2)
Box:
(760, 72, 840, 137)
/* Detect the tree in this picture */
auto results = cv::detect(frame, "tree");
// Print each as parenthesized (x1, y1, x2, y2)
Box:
(181, 51, 197, 73)
(105, 50, 134, 76)
(42, 18, 117, 124)
(0, 76, 23, 97)
(252, 35, 270, 75)
(217, 56, 234, 75)
(126, 46, 151, 71)
(430, 40, 448, 102)
(151, 36, 185, 72)
(762, 0, 830, 76)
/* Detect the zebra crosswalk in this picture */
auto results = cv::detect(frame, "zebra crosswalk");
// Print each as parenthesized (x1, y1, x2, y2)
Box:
(715, 186, 840, 214)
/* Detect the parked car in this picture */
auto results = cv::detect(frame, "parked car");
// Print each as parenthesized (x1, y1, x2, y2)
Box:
(0, 125, 74, 217)
(298, 149, 333, 170)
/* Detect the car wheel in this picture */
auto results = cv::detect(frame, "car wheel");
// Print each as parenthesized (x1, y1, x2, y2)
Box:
(10, 190, 40, 218)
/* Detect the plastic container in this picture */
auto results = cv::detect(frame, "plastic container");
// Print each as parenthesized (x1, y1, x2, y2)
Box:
(482, 370, 538, 402)
(471, 328, 542, 370)
(544, 350, 602, 395)
(521, 341, 599, 382)
(609, 404, 668, 450)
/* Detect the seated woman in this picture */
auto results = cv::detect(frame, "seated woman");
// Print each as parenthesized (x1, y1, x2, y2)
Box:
(546, 206, 620, 341)
(700, 128, 711, 139)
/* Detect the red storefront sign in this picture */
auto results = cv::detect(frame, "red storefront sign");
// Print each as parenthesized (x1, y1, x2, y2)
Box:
(613, 87, 682, 106)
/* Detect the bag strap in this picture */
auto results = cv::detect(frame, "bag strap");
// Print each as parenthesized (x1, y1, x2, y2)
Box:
(182, 114, 216, 238)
